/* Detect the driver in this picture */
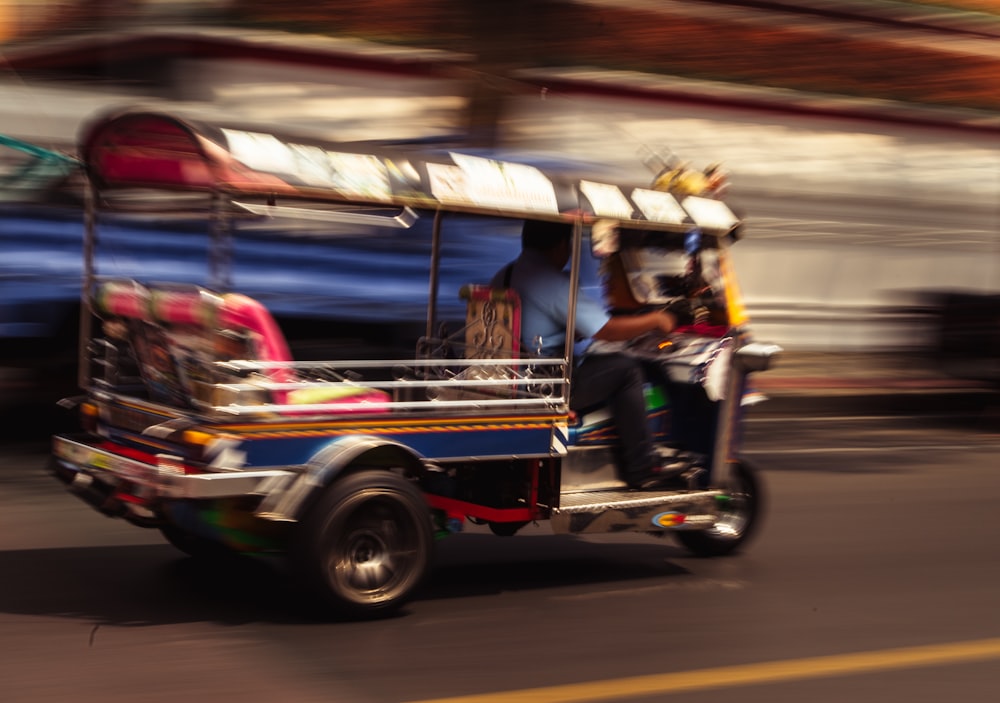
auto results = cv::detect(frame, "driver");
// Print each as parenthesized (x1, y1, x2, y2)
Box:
(595, 248, 726, 477)
(491, 218, 683, 490)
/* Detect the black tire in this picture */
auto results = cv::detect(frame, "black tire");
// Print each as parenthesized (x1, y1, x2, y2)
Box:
(488, 520, 528, 537)
(160, 524, 232, 560)
(292, 469, 433, 619)
(676, 459, 762, 557)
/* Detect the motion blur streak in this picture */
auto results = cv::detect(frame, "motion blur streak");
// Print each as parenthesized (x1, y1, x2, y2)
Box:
(407, 637, 1000, 703)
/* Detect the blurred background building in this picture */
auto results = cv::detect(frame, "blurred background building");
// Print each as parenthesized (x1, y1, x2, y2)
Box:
(3, 0, 1000, 393)
(4, 0, 1000, 108)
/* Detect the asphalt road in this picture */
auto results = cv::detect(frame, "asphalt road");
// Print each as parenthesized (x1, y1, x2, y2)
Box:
(2, 406, 999, 703)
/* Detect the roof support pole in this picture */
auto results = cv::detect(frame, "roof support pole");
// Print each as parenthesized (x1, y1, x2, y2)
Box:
(560, 216, 583, 404)
(78, 177, 98, 390)
(209, 188, 233, 291)
(425, 208, 444, 341)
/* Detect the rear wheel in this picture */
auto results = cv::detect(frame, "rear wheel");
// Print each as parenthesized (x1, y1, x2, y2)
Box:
(160, 524, 231, 560)
(292, 469, 433, 619)
(676, 459, 762, 557)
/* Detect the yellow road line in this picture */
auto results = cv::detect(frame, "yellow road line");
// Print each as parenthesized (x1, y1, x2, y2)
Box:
(406, 638, 1000, 703)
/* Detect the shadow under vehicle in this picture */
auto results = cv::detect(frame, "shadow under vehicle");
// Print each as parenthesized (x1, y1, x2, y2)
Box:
(50, 108, 779, 619)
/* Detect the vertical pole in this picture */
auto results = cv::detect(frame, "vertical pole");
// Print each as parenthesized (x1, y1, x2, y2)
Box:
(425, 209, 444, 341)
(561, 216, 583, 405)
(711, 355, 744, 487)
(528, 458, 540, 520)
(77, 178, 97, 390)
(209, 189, 233, 291)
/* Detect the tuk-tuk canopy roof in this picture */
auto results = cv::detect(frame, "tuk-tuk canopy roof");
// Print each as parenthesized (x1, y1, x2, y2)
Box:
(80, 108, 741, 236)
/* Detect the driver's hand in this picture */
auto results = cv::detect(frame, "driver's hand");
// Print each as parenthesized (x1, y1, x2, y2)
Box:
(657, 310, 678, 335)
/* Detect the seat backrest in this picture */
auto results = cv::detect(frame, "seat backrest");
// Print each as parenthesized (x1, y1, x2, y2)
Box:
(216, 293, 392, 412)
(216, 293, 294, 365)
(96, 281, 179, 404)
(94, 281, 296, 404)
(215, 292, 298, 403)
(95, 280, 391, 413)
(97, 280, 152, 319)
(459, 285, 521, 359)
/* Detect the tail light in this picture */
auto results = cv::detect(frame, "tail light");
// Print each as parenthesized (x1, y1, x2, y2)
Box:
(80, 402, 99, 433)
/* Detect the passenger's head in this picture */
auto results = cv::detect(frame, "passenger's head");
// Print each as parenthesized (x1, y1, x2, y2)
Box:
(522, 219, 573, 267)
(522, 219, 572, 251)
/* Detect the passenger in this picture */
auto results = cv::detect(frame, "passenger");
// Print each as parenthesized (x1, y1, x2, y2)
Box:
(491, 219, 683, 490)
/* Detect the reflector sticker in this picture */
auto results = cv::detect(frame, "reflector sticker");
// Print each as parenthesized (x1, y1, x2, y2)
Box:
(551, 422, 568, 455)
(652, 511, 686, 528)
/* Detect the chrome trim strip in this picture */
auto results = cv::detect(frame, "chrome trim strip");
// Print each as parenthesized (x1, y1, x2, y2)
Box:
(554, 489, 722, 514)
(52, 435, 294, 500)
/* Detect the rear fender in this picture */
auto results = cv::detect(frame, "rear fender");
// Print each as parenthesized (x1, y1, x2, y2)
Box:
(255, 435, 425, 522)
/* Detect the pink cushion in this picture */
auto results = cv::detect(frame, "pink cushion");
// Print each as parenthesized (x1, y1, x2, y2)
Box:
(150, 289, 214, 327)
(97, 282, 150, 318)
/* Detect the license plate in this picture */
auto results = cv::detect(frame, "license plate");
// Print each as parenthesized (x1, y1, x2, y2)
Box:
(55, 438, 154, 482)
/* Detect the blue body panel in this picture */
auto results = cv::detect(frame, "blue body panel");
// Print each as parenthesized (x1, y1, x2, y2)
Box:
(225, 417, 562, 467)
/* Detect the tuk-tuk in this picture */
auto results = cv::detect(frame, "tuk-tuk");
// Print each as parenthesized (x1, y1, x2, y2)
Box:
(51, 108, 780, 618)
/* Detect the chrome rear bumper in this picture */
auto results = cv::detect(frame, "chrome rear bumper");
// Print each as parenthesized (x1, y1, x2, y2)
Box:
(51, 434, 294, 502)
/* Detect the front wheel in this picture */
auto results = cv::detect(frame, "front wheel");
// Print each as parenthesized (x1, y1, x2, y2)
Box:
(676, 459, 762, 557)
(291, 469, 433, 619)
(488, 520, 529, 537)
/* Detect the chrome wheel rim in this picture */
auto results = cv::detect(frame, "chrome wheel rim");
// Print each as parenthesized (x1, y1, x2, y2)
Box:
(709, 489, 750, 540)
(325, 491, 422, 606)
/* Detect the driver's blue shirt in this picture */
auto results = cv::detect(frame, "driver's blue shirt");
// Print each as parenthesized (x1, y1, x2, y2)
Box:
(490, 249, 610, 358)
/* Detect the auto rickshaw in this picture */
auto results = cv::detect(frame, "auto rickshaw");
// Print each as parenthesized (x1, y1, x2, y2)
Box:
(51, 108, 780, 618)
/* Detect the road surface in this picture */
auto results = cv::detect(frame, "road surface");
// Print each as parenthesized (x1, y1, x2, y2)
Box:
(2, 404, 998, 702)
